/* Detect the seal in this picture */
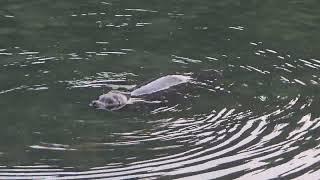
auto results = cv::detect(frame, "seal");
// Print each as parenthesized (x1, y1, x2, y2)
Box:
(90, 75, 191, 111)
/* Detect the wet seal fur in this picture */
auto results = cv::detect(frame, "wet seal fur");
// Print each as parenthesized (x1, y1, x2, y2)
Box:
(90, 91, 130, 111)
(90, 75, 191, 111)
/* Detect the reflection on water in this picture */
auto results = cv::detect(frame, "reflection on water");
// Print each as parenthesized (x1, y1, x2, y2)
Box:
(1, 0, 320, 179)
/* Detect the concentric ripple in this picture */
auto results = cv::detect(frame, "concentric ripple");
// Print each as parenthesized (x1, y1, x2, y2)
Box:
(1, 93, 319, 179)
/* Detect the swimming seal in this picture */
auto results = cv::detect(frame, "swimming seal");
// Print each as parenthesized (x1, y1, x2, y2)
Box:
(90, 75, 191, 111)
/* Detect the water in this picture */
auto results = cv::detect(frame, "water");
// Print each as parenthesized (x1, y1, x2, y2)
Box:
(1, 0, 320, 179)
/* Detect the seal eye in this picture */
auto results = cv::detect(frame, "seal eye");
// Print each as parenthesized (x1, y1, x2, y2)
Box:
(90, 101, 97, 107)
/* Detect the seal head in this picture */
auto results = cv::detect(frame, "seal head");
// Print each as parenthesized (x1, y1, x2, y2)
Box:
(90, 91, 129, 110)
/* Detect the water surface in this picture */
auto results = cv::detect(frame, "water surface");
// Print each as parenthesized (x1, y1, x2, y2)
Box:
(1, 0, 320, 179)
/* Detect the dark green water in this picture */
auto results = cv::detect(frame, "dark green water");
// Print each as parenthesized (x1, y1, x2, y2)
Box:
(1, 0, 320, 179)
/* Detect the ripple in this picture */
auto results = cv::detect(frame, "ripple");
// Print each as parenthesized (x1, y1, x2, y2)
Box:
(30, 142, 76, 151)
(125, 8, 158, 13)
(1, 90, 319, 178)
(64, 72, 137, 89)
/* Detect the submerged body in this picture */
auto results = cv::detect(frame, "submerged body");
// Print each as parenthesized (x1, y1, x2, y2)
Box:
(91, 75, 191, 110)
(130, 75, 191, 97)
